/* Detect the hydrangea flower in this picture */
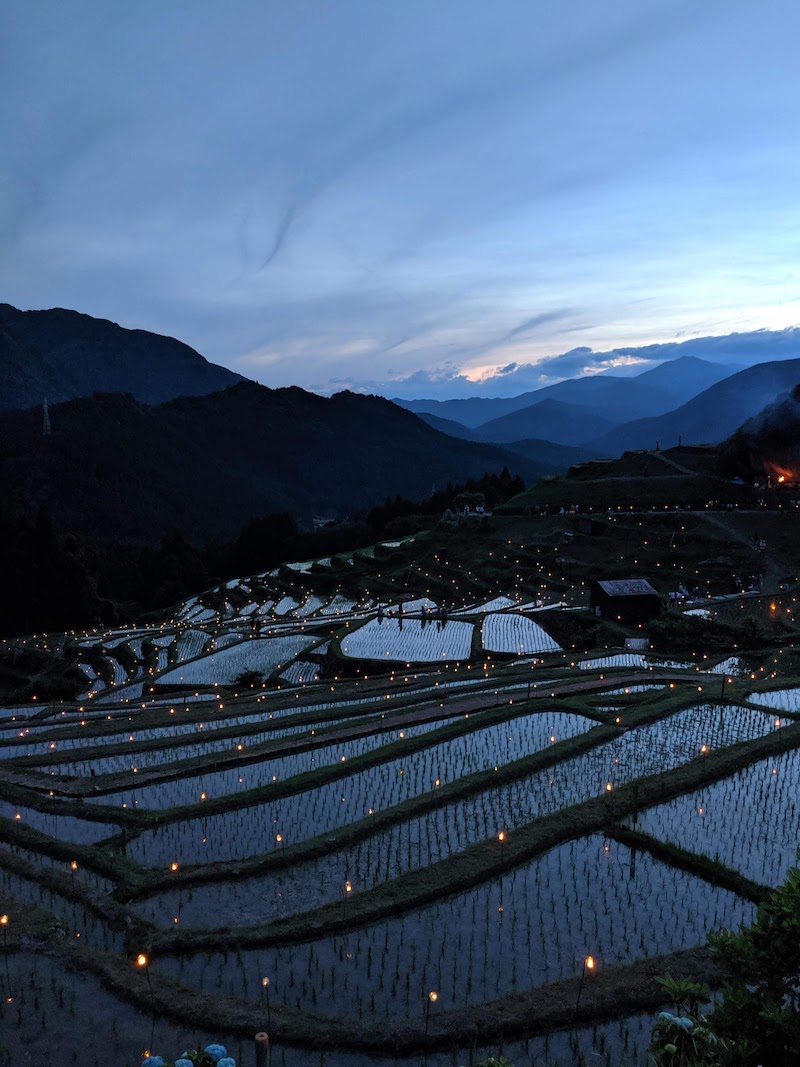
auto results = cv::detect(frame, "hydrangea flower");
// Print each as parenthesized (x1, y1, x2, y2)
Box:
(142, 1058, 165, 1067)
(204, 1046, 228, 1064)
(175, 1060, 194, 1067)
(217, 1059, 236, 1067)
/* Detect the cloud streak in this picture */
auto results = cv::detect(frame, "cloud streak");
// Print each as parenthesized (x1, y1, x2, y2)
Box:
(4, 0, 800, 397)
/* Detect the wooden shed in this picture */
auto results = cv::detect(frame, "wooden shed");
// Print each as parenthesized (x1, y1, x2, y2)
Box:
(573, 516, 608, 537)
(590, 578, 662, 624)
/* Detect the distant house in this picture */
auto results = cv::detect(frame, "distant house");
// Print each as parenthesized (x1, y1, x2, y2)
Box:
(573, 516, 608, 537)
(590, 579, 662, 624)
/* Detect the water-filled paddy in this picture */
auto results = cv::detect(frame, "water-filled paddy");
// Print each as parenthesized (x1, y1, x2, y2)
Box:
(636, 746, 800, 886)
(155, 835, 753, 1021)
(125, 711, 598, 863)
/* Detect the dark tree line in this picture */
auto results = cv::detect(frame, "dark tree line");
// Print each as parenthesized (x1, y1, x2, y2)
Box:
(0, 469, 524, 637)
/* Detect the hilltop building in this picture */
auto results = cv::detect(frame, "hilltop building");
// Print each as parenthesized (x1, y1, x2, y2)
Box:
(590, 578, 662, 624)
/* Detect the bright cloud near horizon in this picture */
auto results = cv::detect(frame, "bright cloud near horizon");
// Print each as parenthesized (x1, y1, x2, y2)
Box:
(4, 0, 800, 399)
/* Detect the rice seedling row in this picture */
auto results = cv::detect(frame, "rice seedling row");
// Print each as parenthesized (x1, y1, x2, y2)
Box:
(747, 686, 800, 711)
(0, 804, 118, 845)
(634, 745, 800, 887)
(124, 711, 598, 864)
(125, 703, 786, 923)
(154, 835, 752, 1023)
(86, 715, 467, 810)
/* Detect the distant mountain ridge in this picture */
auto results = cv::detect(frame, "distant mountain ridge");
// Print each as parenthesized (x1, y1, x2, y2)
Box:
(587, 358, 800, 455)
(0, 303, 245, 410)
(468, 397, 616, 446)
(0, 383, 545, 544)
(395, 356, 732, 430)
(6, 301, 796, 513)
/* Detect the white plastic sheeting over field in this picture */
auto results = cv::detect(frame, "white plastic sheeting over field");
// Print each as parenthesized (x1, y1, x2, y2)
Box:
(295, 595, 327, 617)
(341, 618, 473, 662)
(175, 629, 209, 663)
(481, 613, 561, 655)
(280, 660, 321, 684)
(580, 653, 649, 670)
(454, 596, 517, 617)
(321, 595, 358, 616)
(156, 635, 316, 685)
(274, 596, 300, 616)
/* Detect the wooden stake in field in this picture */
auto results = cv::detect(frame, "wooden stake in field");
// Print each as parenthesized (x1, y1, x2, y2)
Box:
(575, 954, 595, 1012)
(136, 952, 155, 1050)
(423, 989, 438, 1060)
(0, 915, 9, 999)
(261, 976, 271, 1029)
(255, 1030, 270, 1067)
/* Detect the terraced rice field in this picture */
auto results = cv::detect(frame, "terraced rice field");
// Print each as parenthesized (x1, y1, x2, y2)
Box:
(2, 587, 800, 1065)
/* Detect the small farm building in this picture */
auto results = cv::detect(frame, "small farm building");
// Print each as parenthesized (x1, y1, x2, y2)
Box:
(573, 516, 608, 537)
(590, 578, 662, 624)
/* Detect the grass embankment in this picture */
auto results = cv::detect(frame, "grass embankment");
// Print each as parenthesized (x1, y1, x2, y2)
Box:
(147, 710, 800, 956)
(5, 675, 591, 789)
(0, 896, 728, 1054)
(0, 669, 683, 811)
(15, 658, 533, 744)
(0, 844, 140, 933)
(0, 817, 145, 886)
(605, 825, 772, 904)
(0, 686, 696, 904)
(0, 686, 595, 814)
(0, 671, 490, 756)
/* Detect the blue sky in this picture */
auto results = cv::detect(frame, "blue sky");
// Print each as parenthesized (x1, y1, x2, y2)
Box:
(3, 0, 800, 398)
